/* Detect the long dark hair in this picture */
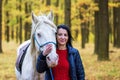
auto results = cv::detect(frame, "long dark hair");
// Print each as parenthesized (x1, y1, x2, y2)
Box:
(56, 24, 73, 47)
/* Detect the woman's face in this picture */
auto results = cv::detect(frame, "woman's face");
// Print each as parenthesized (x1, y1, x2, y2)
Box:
(56, 28, 68, 46)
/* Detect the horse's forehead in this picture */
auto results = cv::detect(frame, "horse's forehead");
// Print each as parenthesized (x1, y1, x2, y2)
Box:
(33, 15, 56, 33)
(38, 16, 47, 21)
(37, 16, 55, 27)
(35, 26, 55, 38)
(37, 23, 52, 31)
(36, 21, 55, 31)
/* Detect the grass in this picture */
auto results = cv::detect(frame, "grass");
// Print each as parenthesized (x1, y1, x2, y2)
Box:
(0, 41, 18, 80)
(73, 42, 120, 80)
(0, 41, 120, 80)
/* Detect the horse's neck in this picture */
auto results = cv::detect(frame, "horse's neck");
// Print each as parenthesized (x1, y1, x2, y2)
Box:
(27, 45, 37, 71)
(21, 46, 38, 80)
(29, 40, 39, 64)
(29, 34, 40, 66)
(30, 36, 36, 53)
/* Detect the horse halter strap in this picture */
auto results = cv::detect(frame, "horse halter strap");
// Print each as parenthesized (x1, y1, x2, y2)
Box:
(34, 35, 56, 49)
(33, 19, 56, 50)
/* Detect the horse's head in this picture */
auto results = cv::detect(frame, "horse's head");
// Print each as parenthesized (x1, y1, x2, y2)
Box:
(31, 11, 58, 67)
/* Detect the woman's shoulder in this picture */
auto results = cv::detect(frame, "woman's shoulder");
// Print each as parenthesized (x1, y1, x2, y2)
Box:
(68, 45, 79, 54)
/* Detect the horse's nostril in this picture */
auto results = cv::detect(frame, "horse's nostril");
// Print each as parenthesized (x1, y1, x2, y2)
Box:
(47, 56, 51, 61)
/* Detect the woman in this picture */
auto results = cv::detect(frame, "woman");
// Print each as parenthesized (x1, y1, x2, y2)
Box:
(36, 24, 85, 80)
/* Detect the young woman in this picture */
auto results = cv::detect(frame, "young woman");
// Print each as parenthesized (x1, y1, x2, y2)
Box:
(36, 24, 85, 80)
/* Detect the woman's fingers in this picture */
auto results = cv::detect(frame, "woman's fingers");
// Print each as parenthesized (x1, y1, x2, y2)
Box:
(43, 44, 52, 56)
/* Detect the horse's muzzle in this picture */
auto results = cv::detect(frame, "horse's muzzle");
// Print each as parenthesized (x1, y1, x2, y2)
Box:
(46, 54, 59, 67)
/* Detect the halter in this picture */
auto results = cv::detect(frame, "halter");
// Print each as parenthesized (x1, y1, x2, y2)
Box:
(33, 20, 56, 50)
(34, 35, 56, 49)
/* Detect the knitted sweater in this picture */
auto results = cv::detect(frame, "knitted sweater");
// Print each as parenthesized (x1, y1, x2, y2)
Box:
(52, 49, 70, 80)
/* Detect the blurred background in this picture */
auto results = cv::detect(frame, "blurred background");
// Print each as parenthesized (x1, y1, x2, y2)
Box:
(0, 0, 120, 80)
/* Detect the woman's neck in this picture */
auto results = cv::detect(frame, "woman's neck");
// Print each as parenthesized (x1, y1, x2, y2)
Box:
(57, 45, 67, 50)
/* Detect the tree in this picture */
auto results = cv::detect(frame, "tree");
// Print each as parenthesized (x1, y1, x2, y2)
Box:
(113, 0, 120, 48)
(19, 0, 23, 44)
(94, 0, 99, 54)
(46, 0, 51, 5)
(79, 3, 89, 48)
(64, 0, 71, 28)
(16, 0, 19, 43)
(5, 0, 10, 42)
(0, 0, 3, 53)
(11, 25, 14, 40)
(97, 0, 109, 60)
(24, 2, 31, 41)
(54, 0, 59, 25)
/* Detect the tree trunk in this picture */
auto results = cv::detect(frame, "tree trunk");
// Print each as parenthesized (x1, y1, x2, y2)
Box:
(0, 0, 3, 53)
(98, 0, 109, 60)
(64, 0, 71, 28)
(81, 23, 86, 48)
(5, 0, 10, 42)
(6, 23, 10, 42)
(113, 0, 120, 48)
(116, 7, 120, 47)
(16, 0, 19, 43)
(55, 0, 59, 25)
(86, 22, 89, 43)
(19, 0, 22, 44)
(94, 0, 100, 54)
(16, 27, 19, 43)
(11, 26, 14, 40)
(79, 4, 88, 48)
(24, 2, 31, 41)
(19, 16, 22, 44)
(46, 0, 51, 5)
(113, 6, 117, 47)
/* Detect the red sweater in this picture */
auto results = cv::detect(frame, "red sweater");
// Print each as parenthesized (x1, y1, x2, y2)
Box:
(52, 49, 70, 80)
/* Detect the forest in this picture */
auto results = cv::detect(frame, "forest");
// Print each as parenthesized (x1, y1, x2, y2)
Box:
(0, 0, 120, 80)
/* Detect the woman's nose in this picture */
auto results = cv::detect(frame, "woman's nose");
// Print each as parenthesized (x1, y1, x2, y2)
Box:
(61, 35, 65, 38)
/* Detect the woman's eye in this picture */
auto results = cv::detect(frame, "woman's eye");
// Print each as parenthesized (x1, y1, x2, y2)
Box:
(64, 34, 68, 37)
(58, 33, 62, 36)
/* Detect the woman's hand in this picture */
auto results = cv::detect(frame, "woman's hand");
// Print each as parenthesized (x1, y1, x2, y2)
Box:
(42, 44, 52, 56)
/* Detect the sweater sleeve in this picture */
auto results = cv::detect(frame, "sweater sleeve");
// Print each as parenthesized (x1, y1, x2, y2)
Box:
(36, 52, 48, 73)
(75, 50, 85, 80)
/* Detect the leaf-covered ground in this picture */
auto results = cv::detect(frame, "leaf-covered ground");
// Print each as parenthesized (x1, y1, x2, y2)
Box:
(0, 41, 120, 80)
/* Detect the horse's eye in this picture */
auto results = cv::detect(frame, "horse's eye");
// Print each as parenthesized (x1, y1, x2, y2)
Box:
(37, 33, 41, 37)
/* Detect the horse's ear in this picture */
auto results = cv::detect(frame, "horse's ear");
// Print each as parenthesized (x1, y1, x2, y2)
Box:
(32, 11, 38, 24)
(47, 10, 54, 21)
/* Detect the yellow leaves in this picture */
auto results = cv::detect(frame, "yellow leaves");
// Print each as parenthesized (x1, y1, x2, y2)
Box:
(109, 2, 120, 8)
(76, 0, 92, 7)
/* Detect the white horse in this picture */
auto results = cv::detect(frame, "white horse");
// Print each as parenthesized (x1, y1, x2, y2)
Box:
(15, 11, 58, 80)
